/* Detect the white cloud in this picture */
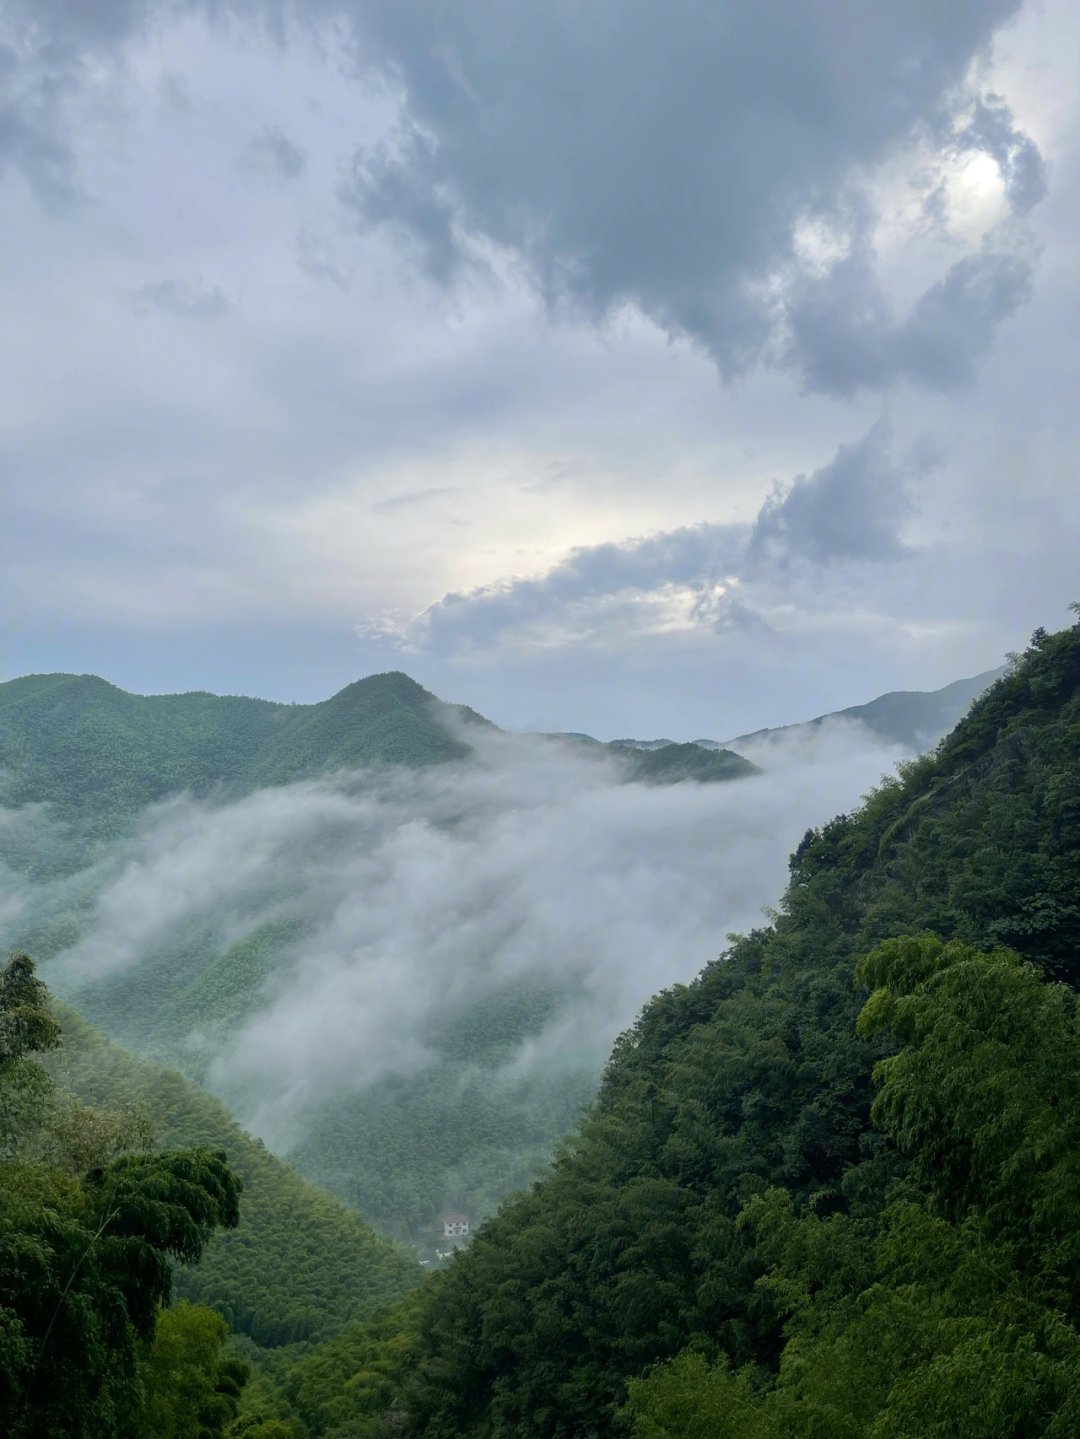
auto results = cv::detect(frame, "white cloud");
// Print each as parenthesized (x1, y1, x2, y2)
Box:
(0, 0, 1076, 738)
(46, 720, 913, 1147)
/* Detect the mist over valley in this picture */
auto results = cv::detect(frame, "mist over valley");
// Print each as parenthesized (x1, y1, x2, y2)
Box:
(0, 664, 996, 1242)
(3, 1, 1078, 1429)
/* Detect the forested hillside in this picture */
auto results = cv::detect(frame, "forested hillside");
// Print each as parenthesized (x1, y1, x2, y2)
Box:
(45, 1006, 422, 1349)
(0, 670, 485, 837)
(4, 619, 1077, 1438)
(299, 617, 1076, 1439)
(0, 953, 250, 1438)
(289, 980, 597, 1239)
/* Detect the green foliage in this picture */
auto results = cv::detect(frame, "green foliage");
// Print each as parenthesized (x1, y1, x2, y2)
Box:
(0, 670, 481, 851)
(622, 937, 1080, 1439)
(624, 1352, 765, 1439)
(0, 953, 62, 1154)
(71, 920, 310, 1082)
(137, 1302, 249, 1439)
(0, 1147, 242, 1437)
(0, 955, 246, 1439)
(397, 620, 1079, 1439)
(856, 936, 1080, 1245)
(618, 744, 759, 786)
(46, 1006, 423, 1347)
(277, 1289, 427, 1438)
(158, 921, 308, 1053)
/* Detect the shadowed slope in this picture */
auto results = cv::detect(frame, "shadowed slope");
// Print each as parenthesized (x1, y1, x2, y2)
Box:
(46, 1005, 423, 1349)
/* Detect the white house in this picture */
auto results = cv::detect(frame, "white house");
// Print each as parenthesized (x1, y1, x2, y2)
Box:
(442, 1213, 469, 1238)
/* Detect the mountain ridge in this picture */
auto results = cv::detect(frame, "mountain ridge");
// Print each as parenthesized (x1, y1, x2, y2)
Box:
(0, 669, 487, 834)
(718, 664, 1007, 751)
(1, 664, 1005, 834)
(551, 667, 1005, 756)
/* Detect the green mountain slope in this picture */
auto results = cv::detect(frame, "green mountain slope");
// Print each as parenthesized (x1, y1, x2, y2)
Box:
(722, 664, 1005, 751)
(289, 980, 597, 1241)
(0, 669, 485, 839)
(45, 1005, 422, 1349)
(237, 672, 486, 787)
(618, 741, 757, 785)
(397, 621, 1080, 1439)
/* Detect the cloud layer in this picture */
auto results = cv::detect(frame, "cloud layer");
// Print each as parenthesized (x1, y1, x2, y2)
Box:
(341, 0, 1044, 393)
(44, 721, 911, 1146)
(373, 422, 916, 658)
(2, 0, 1046, 396)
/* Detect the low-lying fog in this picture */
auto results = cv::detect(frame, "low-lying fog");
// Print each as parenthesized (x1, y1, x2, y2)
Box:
(15, 720, 914, 1149)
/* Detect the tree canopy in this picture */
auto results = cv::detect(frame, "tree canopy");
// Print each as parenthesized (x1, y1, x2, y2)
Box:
(0, 953, 246, 1439)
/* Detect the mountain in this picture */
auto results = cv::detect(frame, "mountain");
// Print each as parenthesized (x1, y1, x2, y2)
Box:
(0, 669, 487, 837)
(7, 627, 1077, 1436)
(2, 663, 994, 835)
(565, 668, 1004, 758)
(383, 624, 1080, 1439)
(0, 666, 766, 1251)
(553, 732, 759, 784)
(714, 664, 1006, 752)
(0, 657, 1010, 1256)
(45, 1004, 422, 1351)
(617, 741, 757, 784)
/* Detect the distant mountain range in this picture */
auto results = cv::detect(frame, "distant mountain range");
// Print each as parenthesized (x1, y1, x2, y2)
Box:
(1, 665, 1006, 833)
(599, 666, 1007, 756)
(0, 670, 762, 833)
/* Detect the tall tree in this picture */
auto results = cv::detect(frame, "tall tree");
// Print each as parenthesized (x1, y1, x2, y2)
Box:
(0, 953, 244, 1439)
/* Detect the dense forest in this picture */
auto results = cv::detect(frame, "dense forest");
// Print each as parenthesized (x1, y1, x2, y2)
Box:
(45, 1009, 421, 1347)
(2, 616, 1077, 1437)
(261, 615, 1079, 1437)
(0, 952, 248, 1438)
(0, 671, 487, 838)
(386, 617, 1079, 1439)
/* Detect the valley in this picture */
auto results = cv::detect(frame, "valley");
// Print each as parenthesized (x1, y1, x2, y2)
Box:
(1, 620, 1076, 1437)
(0, 662, 1004, 1248)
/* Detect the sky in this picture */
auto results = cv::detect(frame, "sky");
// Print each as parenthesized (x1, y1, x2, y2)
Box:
(2, 0, 1078, 738)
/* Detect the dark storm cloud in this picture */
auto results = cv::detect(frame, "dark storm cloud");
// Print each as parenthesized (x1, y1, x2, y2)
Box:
(337, 0, 1042, 395)
(3, 0, 1045, 395)
(749, 423, 911, 564)
(786, 244, 1036, 395)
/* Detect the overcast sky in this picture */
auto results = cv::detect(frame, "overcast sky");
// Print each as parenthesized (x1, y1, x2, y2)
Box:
(2, 0, 1077, 737)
